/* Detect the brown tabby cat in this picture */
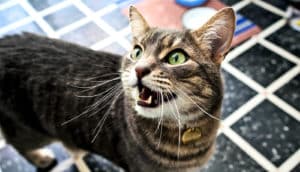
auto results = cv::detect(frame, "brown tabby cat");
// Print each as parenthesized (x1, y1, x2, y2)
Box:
(0, 6, 235, 172)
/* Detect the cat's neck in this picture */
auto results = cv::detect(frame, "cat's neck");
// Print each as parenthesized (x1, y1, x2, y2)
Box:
(121, 98, 220, 169)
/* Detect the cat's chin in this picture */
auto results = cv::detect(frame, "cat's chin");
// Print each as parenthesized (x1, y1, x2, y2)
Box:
(135, 105, 162, 118)
(134, 99, 180, 119)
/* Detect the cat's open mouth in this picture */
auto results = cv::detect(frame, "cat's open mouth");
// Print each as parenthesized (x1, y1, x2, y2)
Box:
(137, 84, 176, 107)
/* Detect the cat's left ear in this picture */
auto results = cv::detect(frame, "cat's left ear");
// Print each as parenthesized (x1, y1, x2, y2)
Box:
(191, 8, 236, 64)
(129, 6, 150, 39)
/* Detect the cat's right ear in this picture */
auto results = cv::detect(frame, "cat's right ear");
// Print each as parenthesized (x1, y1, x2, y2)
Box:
(191, 8, 236, 64)
(129, 6, 149, 39)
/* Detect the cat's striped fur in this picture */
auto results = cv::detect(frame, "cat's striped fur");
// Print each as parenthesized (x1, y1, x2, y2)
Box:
(0, 7, 235, 172)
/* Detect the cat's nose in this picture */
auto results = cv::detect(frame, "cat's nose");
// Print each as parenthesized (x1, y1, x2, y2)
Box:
(135, 67, 151, 79)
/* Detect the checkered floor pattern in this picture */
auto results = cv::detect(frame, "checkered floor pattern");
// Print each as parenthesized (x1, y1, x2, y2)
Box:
(0, 0, 299, 172)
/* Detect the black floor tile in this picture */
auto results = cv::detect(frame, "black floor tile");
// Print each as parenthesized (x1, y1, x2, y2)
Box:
(220, 0, 241, 6)
(84, 154, 124, 172)
(81, 0, 113, 12)
(230, 44, 296, 87)
(232, 100, 300, 166)
(291, 163, 300, 172)
(101, 8, 129, 30)
(202, 134, 265, 172)
(61, 22, 109, 47)
(262, 0, 289, 10)
(238, 3, 281, 29)
(44, 5, 85, 30)
(28, 0, 63, 11)
(0, 146, 35, 172)
(275, 74, 300, 111)
(267, 25, 300, 57)
(0, 143, 72, 172)
(1, 22, 45, 37)
(221, 70, 257, 119)
(0, 5, 28, 27)
(101, 42, 127, 55)
(0, 143, 124, 172)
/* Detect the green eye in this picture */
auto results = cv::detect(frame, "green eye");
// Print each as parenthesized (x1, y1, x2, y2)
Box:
(167, 51, 187, 65)
(131, 46, 143, 60)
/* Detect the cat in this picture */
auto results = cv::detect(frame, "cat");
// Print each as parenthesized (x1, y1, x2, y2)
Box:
(0, 6, 235, 172)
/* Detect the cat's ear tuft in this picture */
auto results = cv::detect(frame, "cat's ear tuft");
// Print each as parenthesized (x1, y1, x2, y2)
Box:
(191, 7, 236, 64)
(129, 6, 149, 39)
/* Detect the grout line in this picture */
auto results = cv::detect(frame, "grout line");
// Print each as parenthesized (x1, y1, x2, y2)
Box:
(56, 2, 119, 36)
(19, 1, 58, 38)
(266, 66, 300, 93)
(251, 0, 287, 18)
(222, 62, 299, 134)
(90, 26, 131, 50)
(72, 0, 116, 32)
(217, 124, 224, 136)
(0, 17, 33, 35)
(0, 0, 18, 11)
(278, 148, 300, 172)
(56, 17, 90, 36)
(225, 18, 286, 63)
(232, 0, 251, 12)
(95, 3, 118, 16)
(259, 39, 300, 65)
(0, 139, 6, 150)
(0, 0, 130, 48)
(72, 1, 115, 34)
(119, 25, 131, 36)
(222, 127, 278, 172)
(258, 18, 287, 39)
(38, 0, 72, 17)
(51, 158, 74, 172)
(117, 36, 132, 51)
(222, 64, 299, 132)
(72, 0, 131, 51)
(222, 62, 265, 93)
(223, 94, 265, 126)
(0, 1, 122, 38)
(0, 0, 71, 36)
(90, 36, 116, 50)
(0, 0, 118, 37)
(225, 37, 257, 62)
(267, 94, 300, 122)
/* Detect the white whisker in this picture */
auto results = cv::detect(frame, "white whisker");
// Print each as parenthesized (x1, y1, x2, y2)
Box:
(91, 90, 123, 143)
(174, 85, 220, 121)
(70, 77, 120, 90)
(167, 88, 182, 159)
(61, 84, 122, 125)
(88, 85, 123, 118)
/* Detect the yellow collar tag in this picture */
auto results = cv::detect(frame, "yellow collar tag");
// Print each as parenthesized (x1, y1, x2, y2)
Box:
(182, 127, 202, 144)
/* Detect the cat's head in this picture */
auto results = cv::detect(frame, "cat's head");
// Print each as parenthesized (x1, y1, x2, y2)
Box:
(121, 6, 235, 122)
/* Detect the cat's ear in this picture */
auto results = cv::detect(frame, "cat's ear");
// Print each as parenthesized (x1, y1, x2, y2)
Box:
(191, 8, 235, 64)
(129, 6, 150, 39)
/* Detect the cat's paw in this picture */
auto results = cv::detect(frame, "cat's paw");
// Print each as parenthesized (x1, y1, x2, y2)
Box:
(26, 148, 57, 168)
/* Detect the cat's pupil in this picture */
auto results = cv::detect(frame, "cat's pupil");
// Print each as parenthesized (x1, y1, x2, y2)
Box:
(174, 54, 179, 62)
(136, 50, 140, 57)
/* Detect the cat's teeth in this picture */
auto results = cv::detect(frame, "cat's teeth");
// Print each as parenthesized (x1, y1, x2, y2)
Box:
(137, 95, 152, 105)
(145, 95, 152, 104)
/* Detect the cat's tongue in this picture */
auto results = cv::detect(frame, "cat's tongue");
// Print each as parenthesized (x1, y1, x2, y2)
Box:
(139, 87, 152, 102)
(137, 86, 161, 107)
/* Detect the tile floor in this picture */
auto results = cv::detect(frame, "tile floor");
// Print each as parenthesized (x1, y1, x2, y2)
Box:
(0, 0, 299, 172)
